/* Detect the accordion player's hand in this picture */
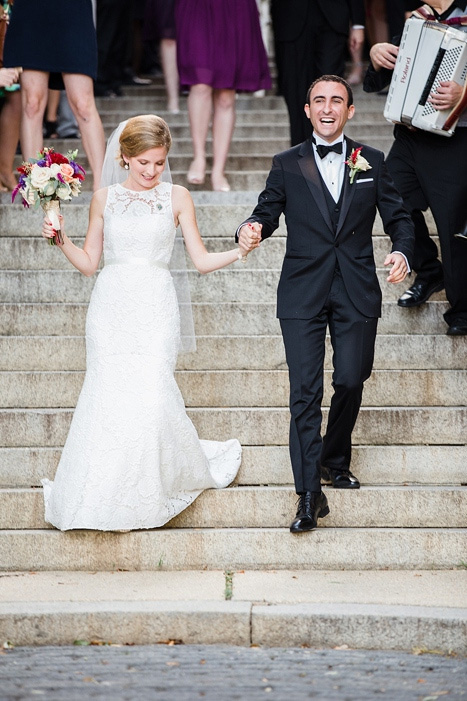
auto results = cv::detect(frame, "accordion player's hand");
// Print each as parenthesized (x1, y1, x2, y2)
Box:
(428, 81, 463, 111)
(369, 42, 399, 72)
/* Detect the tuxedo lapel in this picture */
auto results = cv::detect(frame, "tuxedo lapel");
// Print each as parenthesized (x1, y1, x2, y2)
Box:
(335, 138, 358, 237)
(298, 140, 334, 235)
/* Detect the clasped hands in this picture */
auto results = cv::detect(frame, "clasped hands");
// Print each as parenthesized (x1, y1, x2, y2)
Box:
(238, 221, 262, 258)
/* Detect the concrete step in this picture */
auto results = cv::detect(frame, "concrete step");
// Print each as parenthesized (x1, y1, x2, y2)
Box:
(0, 203, 437, 239)
(1, 369, 465, 408)
(1, 334, 463, 371)
(0, 570, 465, 651)
(2, 485, 466, 530)
(1, 407, 465, 448)
(0, 269, 447, 304)
(0, 301, 454, 337)
(2, 444, 466, 489)
(0, 527, 464, 571)
(0, 235, 440, 271)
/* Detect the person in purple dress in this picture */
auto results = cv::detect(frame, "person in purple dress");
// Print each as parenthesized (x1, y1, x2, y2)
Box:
(175, 0, 271, 191)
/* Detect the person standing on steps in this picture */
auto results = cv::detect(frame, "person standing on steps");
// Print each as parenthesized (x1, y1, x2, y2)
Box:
(40, 115, 244, 532)
(271, 0, 366, 146)
(364, 0, 467, 336)
(175, 0, 271, 192)
(237, 76, 414, 533)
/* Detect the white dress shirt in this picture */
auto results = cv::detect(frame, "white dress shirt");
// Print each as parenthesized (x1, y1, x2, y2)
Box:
(312, 134, 345, 202)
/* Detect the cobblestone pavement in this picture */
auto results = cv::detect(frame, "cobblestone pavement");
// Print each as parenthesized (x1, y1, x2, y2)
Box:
(0, 645, 466, 700)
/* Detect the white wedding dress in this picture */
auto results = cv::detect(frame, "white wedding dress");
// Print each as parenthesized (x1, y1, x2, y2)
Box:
(42, 182, 241, 531)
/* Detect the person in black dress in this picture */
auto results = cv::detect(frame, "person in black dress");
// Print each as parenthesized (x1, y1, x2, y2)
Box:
(4, 0, 105, 189)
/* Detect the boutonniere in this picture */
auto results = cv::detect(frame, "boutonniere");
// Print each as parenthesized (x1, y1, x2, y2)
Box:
(345, 147, 372, 185)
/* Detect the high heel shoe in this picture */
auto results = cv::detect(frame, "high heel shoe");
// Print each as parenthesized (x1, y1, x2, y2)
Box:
(187, 158, 206, 185)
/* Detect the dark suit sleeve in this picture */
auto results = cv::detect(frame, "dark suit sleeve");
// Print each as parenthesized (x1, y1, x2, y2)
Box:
(375, 153, 414, 266)
(349, 0, 365, 26)
(235, 155, 286, 242)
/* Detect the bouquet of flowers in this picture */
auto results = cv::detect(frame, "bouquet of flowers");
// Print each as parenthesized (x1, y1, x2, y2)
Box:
(12, 147, 86, 245)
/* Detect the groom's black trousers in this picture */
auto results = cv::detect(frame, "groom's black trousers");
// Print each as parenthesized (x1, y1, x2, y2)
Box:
(280, 270, 378, 494)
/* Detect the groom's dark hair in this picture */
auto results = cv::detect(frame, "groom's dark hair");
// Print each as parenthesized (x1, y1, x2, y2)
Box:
(306, 75, 354, 108)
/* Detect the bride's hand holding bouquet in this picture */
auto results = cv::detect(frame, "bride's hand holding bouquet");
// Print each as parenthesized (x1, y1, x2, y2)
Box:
(12, 147, 85, 245)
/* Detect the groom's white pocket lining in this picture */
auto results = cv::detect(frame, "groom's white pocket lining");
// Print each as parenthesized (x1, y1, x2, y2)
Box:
(356, 178, 374, 183)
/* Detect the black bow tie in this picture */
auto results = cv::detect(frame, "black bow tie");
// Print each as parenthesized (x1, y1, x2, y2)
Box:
(315, 142, 343, 159)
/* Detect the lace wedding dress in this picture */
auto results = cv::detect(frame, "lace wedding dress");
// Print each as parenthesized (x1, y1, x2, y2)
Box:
(42, 182, 241, 530)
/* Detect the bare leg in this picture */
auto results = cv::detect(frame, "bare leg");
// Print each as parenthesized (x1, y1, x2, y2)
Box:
(346, 40, 363, 86)
(19, 69, 49, 160)
(160, 38, 179, 113)
(0, 89, 21, 190)
(211, 88, 235, 192)
(187, 83, 212, 184)
(63, 73, 106, 190)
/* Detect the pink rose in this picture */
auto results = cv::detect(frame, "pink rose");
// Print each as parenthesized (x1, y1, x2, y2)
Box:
(60, 163, 75, 183)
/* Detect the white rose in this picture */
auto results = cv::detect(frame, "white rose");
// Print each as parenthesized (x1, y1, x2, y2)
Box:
(56, 182, 72, 200)
(30, 165, 52, 190)
(25, 186, 37, 205)
(42, 180, 57, 197)
(354, 154, 371, 172)
(49, 163, 61, 177)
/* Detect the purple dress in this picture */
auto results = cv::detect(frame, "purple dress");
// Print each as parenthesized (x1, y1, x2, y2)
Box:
(175, 0, 271, 91)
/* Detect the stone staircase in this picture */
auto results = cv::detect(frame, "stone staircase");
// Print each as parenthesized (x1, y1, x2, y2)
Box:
(0, 81, 466, 651)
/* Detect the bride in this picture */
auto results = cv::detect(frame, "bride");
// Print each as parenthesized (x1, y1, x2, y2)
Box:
(41, 114, 246, 531)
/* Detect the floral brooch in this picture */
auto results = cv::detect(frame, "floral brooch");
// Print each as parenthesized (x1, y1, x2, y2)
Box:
(345, 147, 372, 184)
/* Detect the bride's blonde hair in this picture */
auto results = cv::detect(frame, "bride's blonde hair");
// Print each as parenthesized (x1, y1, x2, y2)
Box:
(118, 115, 172, 167)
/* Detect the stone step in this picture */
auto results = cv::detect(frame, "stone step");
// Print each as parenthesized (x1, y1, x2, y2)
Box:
(0, 269, 447, 304)
(2, 485, 466, 530)
(1, 334, 462, 371)
(1, 570, 465, 650)
(0, 235, 440, 271)
(1, 407, 465, 448)
(0, 204, 437, 239)
(2, 444, 465, 489)
(0, 301, 453, 337)
(0, 527, 464, 571)
(1, 369, 464, 409)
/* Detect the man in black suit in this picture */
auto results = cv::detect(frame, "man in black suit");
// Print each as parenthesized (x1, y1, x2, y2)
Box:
(271, 0, 366, 145)
(365, 0, 467, 335)
(237, 76, 414, 533)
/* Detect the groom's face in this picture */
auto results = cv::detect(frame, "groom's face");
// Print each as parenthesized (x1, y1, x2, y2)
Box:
(304, 81, 355, 143)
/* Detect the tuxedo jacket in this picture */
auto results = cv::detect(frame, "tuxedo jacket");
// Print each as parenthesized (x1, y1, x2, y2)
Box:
(243, 138, 414, 320)
(271, 0, 366, 42)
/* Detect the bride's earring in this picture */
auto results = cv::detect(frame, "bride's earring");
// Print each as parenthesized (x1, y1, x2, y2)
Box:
(124, 162, 129, 170)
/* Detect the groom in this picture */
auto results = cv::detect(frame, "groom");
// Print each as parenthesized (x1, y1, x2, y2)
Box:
(237, 75, 414, 533)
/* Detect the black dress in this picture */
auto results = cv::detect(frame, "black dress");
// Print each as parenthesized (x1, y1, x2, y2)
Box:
(4, 0, 97, 84)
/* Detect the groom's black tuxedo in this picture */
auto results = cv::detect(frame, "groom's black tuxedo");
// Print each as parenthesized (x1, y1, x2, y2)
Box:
(239, 136, 414, 494)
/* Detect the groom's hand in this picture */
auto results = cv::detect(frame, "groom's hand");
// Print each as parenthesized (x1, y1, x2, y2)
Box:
(238, 221, 262, 253)
(384, 252, 408, 284)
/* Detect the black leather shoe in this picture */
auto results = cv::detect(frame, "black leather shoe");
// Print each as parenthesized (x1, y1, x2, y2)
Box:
(397, 278, 444, 308)
(321, 465, 360, 489)
(446, 320, 467, 336)
(290, 491, 329, 533)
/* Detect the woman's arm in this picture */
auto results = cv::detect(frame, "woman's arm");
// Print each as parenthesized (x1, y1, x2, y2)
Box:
(41, 188, 106, 276)
(172, 185, 249, 274)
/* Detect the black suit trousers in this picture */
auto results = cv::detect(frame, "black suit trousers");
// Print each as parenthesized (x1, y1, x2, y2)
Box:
(280, 270, 378, 493)
(273, 2, 349, 146)
(386, 125, 467, 324)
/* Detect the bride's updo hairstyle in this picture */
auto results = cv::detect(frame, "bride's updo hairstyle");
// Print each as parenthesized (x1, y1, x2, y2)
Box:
(118, 115, 172, 167)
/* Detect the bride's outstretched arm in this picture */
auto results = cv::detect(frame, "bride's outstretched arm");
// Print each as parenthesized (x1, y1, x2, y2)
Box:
(41, 189, 106, 276)
(173, 185, 252, 273)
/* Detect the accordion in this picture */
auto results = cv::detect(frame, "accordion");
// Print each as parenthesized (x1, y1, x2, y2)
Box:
(384, 16, 467, 136)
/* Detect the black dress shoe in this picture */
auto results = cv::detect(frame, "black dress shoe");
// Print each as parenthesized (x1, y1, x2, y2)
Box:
(290, 491, 329, 533)
(321, 465, 360, 489)
(446, 320, 467, 336)
(397, 278, 444, 307)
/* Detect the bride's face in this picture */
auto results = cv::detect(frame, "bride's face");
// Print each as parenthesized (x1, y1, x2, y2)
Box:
(124, 146, 168, 190)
